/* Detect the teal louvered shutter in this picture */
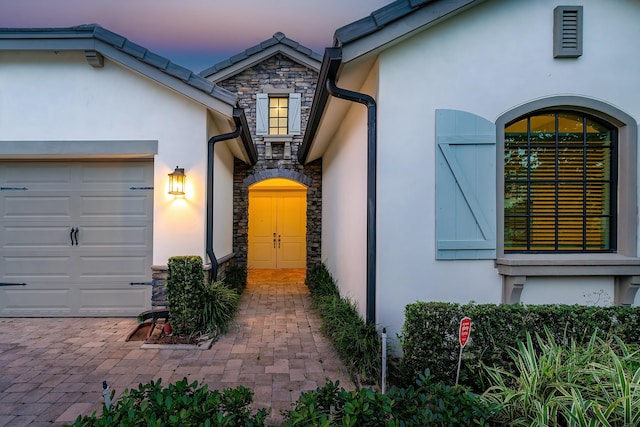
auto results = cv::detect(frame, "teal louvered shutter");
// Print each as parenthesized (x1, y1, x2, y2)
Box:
(288, 93, 301, 135)
(256, 93, 268, 135)
(435, 109, 496, 259)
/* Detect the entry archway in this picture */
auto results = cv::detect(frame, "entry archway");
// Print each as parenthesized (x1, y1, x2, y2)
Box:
(248, 178, 307, 269)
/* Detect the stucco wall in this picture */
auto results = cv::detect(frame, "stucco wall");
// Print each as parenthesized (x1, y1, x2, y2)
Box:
(0, 50, 225, 265)
(371, 0, 640, 340)
(212, 138, 236, 259)
(321, 66, 379, 319)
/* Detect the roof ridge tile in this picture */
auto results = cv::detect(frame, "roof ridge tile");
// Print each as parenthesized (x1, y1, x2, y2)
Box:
(200, 32, 321, 78)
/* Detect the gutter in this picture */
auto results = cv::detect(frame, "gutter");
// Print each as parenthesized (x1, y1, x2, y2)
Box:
(207, 108, 257, 279)
(300, 47, 378, 325)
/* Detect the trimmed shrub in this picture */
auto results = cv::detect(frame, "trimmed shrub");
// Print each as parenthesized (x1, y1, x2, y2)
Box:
(166, 255, 207, 335)
(400, 302, 640, 391)
(69, 378, 268, 426)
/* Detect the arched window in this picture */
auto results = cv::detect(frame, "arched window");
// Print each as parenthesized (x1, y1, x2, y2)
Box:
(504, 111, 617, 252)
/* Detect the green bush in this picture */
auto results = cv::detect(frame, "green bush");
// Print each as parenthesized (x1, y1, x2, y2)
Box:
(167, 256, 207, 335)
(69, 378, 268, 426)
(282, 371, 497, 426)
(305, 263, 337, 298)
(306, 264, 381, 384)
(201, 280, 240, 334)
(400, 302, 640, 391)
(484, 330, 640, 426)
(223, 263, 247, 294)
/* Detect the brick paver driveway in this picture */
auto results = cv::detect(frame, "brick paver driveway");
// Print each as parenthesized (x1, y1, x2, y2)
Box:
(0, 269, 352, 426)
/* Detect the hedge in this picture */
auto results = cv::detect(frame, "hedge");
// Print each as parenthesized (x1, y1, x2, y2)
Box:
(401, 302, 640, 391)
(166, 255, 207, 335)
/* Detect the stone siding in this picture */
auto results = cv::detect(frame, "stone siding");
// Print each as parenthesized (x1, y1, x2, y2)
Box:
(217, 53, 322, 267)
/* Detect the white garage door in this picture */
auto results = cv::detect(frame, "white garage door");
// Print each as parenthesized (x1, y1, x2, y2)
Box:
(0, 161, 153, 316)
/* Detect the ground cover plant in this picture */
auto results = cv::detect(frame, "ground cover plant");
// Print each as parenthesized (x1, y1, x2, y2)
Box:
(483, 330, 640, 426)
(305, 263, 381, 384)
(68, 378, 268, 427)
(282, 370, 497, 426)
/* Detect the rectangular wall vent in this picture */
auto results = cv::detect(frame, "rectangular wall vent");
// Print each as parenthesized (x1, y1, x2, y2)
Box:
(554, 6, 583, 58)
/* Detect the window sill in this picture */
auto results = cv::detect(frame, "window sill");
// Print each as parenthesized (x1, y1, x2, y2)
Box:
(262, 136, 294, 143)
(496, 253, 640, 276)
(496, 253, 640, 305)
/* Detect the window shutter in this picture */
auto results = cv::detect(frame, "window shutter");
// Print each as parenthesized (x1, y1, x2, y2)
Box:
(288, 93, 301, 135)
(256, 93, 268, 135)
(554, 6, 583, 58)
(436, 109, 496, 259)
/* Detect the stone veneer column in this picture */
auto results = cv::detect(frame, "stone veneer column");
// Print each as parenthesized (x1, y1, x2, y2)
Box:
(217, 53, 322, 268)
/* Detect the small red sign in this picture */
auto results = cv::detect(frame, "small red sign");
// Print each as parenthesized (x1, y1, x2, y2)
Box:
(459, 317, 471, 347)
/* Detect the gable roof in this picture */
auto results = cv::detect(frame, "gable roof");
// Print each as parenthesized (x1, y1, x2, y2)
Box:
(334, 0, 483, 62)
(0, 24, 238, 115)
(299, 0, 484, 163)
(199, 32, 322, 82)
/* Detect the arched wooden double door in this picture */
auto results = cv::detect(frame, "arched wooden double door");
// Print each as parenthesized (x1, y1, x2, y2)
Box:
(248, 178, 306, 269)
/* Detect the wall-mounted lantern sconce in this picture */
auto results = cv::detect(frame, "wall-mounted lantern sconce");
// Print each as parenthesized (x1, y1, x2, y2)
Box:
(168, 166, 186, 196)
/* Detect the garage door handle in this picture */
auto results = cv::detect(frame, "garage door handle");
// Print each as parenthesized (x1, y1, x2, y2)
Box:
(0, 282, 27, 287)
(70, 227, 79, 246)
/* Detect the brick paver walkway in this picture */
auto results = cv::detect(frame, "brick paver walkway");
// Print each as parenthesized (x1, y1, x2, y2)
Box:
(0, 269, 352, 426)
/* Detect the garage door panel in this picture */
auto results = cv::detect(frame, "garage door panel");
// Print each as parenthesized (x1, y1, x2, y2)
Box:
(2, 195, 72, 218)
(80, 164, 152, 189)
(2, 164, 72, 186)
(79, 287, 150, 310)
(2, 225, 72, 248)
(78, 256, 151, 278)
(3, 256, 72, 279)
(0, 288, 72, 316)
(76, 226, 149, 247)
(79, 194, 151, 218)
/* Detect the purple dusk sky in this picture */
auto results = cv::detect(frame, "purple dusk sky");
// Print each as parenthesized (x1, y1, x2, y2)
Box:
(1, 0, 393, 72)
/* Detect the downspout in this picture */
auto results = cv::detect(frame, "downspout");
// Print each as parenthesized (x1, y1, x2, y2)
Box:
(324, 51, 377, 325)
(207, 107, 256, 280)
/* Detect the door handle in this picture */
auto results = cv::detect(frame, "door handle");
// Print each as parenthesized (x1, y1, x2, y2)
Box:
(278, 235, 281, 249)
(273, 232, 276, 249)
(70, 227, 79, 246)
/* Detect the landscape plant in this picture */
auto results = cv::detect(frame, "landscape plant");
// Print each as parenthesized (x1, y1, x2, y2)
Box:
(167, 257, 245, 337)
(222, 263, 248, 294)
(166, 255, 208, 335)
(305, 263, 381, 384)
(483, 330, 640, 426)
(282, 370, 497, 426)
(69, 378, 268, 427)
(200, 280, 240, 334)
(400, 301, 640, 391)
